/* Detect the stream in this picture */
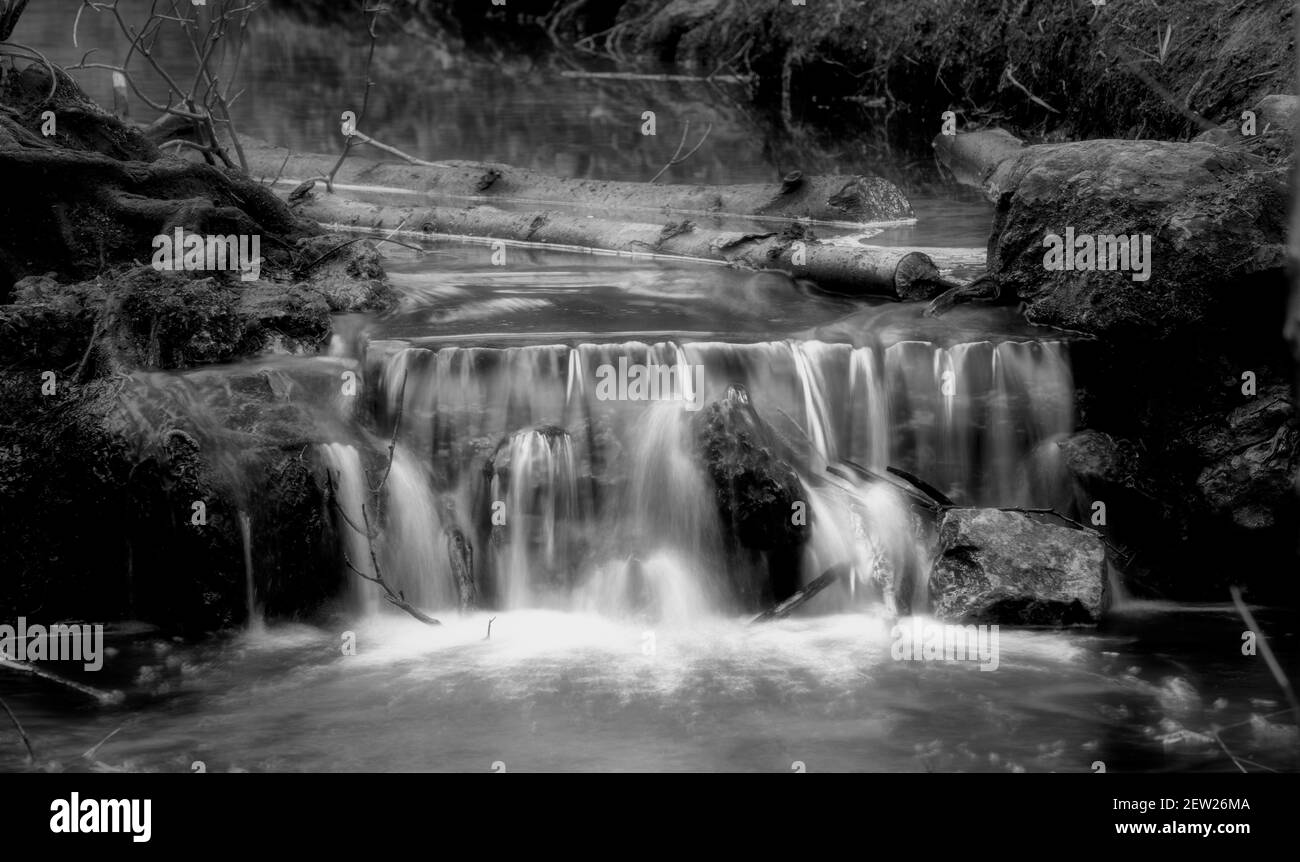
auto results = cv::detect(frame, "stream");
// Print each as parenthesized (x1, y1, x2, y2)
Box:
(1, 2, 1296, 774)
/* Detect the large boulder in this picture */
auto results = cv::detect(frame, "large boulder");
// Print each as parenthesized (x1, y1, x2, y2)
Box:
(983, 139, 1288, 339)
(929, 508, 1108, 625)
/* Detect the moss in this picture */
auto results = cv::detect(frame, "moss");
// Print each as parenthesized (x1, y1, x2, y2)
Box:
(116, 268, 248, 368)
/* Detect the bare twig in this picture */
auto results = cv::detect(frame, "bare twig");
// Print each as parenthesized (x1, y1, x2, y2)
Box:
(300, 220, 419, 273)
(324, 470, 378, 539)
(323, 3, 384, 191)
(347, 131, 453, 169)
(1230, 586, 1300, 726)
(0, 657, 123, 705)
(1110, 52, 1217, 133)
(342, 546, 441, 626)
(0, 696, 34, 764)
(370, 369, 408, 495)
(82, 724, 123, 761)
(1209, 729, 1249, 772)
(649, 121, 713, 184)
(0, 41, 60, 103)
(70, 0, 262, 169)
(751, 565, 848, 623)
(328, 470, 440, 626)
(1002, 64, 1059, 114)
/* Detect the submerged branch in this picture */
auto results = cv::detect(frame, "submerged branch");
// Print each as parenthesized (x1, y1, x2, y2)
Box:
(1230, 586, 1299, 726)
(751, 564, 848, 623)
(0, 658, 123, 705)
(370, 369, 408, 496)
(0, 696, 34, 764)
(885, 465, 956, 508)
(342, 548, 441, 627)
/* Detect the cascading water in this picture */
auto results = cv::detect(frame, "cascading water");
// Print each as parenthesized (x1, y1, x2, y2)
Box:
(489, 427, 584, 609)
(575, 400, 727, 623)
(321, 442, 381, 616)
(239, 511, 263, 634)
(381, 445, 459, 609)
(329, 336, 1077, 619)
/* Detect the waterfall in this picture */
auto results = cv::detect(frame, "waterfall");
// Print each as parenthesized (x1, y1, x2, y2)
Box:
(382, 445, 458, 610)
(596, 400, 727, 619)
(239, 511, 263, 633)
(321, 443, 381, 615)
(490, 427, 583, 608)
(331, 336, 1076, 620)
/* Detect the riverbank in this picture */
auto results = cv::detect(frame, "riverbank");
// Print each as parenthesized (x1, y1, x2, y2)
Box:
(374, 0, 1295, 144)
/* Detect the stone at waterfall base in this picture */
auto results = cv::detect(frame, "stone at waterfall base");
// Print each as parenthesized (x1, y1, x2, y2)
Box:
(928, 509, 1108, 626)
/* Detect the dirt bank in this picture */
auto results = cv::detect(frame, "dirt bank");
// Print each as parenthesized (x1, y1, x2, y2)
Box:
(401, 0, 1294, 145)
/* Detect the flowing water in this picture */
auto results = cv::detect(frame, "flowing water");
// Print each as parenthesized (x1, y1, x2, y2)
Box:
(3, 3, 1297, 773)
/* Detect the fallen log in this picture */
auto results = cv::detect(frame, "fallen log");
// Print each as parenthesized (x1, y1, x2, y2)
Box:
(235, 136, 914, 227)
(294, 194, 948, 300)
(750, 564, 848, 623)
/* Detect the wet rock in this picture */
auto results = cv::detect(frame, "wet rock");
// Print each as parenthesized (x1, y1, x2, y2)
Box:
(694, 384, 808, 607)
(293, 235, 394, 312)
(936, 133, 1289, 339)
(236, 283, 332, 353)
(1192, 386, 1298, 531)
(983, 139, 1289, 339)
(1057, 430, 1132, 487)
(1056, 430, 1161, 529)
(113, 266, 330, 368)
(929, 508, 1108, 625)
(113, 268, 248, 368)
(695, 385, 807, 551)
(1054, 428, 1197, 598)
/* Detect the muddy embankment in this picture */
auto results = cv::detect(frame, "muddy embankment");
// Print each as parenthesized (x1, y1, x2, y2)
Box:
(382, 0, 1295, 143)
